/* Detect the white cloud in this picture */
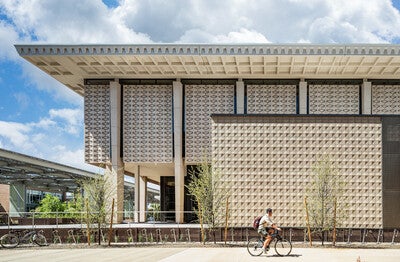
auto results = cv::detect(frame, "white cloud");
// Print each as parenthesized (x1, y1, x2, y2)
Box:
(0, 120, 33, 151)
(0, 106, 93, 171)
(178, 28, 271, 43)
(1, 0, 152, 44)
(0, 20, 20, 60)
(31, 118, 57, 129)
(49, 108, 82, 126)
(20, 62, 83, 105)
(111, 0, 400, 43)
(13, 92, 30, 111)
(49, 108, 83, 135)
(50, 146, 99, 173)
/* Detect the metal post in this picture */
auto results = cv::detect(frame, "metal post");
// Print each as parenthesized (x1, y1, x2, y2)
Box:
(224, 196, 229, 244)
(86, 199, 91, 246)
(289, 228, 293, 243)
(333, 198, 337, 246)
(377, 229, 383, 244)
(362, 228, 367, 244)
(347, 228, 352, 244)
(391, 229, 398, 245)
(108, 198, 115, 246)
(304, 197, 312, 246)
(32, 211, 35, 229)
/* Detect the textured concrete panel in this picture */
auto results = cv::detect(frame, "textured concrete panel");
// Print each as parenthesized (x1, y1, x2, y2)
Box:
(84, 84, 111, 164)
(185, 85, 234, 163)
(247, 85, 297, 114)
(309, 85, 359, 114)
(372, 85, 400, 114)
(212, 116, 382, 228)
(123, 85, 173, 163)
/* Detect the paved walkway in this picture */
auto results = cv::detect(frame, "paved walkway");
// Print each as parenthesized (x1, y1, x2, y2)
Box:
(2, 247, 400, 262)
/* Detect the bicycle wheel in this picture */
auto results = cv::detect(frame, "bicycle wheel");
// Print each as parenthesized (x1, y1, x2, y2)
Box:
(0, 234, 19, 248)
(246, 238, 263, 256)
(33, 233, 48, 246)
(274, 238, 292, 256)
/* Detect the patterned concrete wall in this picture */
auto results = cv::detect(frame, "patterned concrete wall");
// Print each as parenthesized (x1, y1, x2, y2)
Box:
(247, 85, 297, 114)
(309, 85, 359, 114)
(84, 84, 111, 164)
(123, 85, 173, 163)
(372, 85, 400, 114)
(212, 116, 382, 228)
(185, 84, 234, 163)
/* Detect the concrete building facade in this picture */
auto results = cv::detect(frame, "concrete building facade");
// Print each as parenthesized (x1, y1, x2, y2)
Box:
(16, 44, 400, 228)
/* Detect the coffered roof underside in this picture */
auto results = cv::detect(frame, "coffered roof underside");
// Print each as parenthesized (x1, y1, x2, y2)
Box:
(15, 44, 400, 95)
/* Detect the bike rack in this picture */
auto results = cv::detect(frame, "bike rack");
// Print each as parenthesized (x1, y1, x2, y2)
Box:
(68, 229, 76, 244)
(52, 229, 62, 244)
(141, 229, 148, 242)
(377, 229, 383, 244)
(362, 228, 368, 244)
(186, 228, 191, 242)
(170, 229, 177, 242)
(391, 229, 398, 245)
(245, 228, 249, 243)
(156, 228, 162, 242)
(100, 229, 106, 243)
(346, 228, 352, 244)
(126, 229, 133, 244)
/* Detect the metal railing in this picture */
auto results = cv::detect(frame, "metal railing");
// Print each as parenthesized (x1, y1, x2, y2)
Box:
(0, 212, 399, 245)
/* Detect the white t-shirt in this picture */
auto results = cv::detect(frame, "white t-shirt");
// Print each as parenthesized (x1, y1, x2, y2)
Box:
(258, 214, 274, 231)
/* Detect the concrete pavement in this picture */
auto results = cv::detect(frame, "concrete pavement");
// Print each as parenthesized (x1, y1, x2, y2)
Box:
(1, 247, 400, 262)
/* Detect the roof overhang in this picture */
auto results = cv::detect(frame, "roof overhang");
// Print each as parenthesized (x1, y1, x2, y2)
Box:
(15, 44, 400, 96)
(0, 148, 98, 192)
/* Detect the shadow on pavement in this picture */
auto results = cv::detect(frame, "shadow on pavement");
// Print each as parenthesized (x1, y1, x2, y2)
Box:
(267, 254, 302, 258)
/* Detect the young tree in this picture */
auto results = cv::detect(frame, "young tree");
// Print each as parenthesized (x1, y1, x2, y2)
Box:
(306, 156, 346, 245)
(186, 161, 230, 244)
(79, 174, 115, 245)
(35, 194, 65, 218)
(64, 193, 84, 220)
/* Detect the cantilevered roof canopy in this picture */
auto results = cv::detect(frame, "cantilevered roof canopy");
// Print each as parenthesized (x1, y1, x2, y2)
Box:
(15, 44, 400, 96)
(0, 148, 98, 192)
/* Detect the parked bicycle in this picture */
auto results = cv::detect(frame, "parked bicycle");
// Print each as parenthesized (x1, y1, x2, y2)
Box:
(0, 230, 48, 248)
(247, 229, 292, 256)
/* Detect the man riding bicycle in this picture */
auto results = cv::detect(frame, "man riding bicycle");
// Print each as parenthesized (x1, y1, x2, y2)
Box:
(257, 208, 281, 253)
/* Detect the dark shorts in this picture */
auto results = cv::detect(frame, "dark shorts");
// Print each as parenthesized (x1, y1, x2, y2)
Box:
(258, 227, 272, 237)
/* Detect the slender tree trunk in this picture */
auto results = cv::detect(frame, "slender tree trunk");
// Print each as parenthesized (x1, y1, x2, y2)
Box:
(198, 201, 205, 244)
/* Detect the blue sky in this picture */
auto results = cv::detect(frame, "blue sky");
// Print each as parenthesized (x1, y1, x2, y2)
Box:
(0, 0, 400, 172)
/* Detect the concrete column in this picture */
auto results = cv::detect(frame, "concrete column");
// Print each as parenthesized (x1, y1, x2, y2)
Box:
(173, 80, 185, 223)
(9, 183, 26, 217)
(134, 165, 140, 223)
(139, 175, 147, 222)
(236, 80, 245, 114)
(107, 80, 124, 223)
(299, 81, 308, 114)
(361, 81, 372, 114)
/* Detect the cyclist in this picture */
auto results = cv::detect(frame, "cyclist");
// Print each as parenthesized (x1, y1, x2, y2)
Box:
(258, 208, 281, 253)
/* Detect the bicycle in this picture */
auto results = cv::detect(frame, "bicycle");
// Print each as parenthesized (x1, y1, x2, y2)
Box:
(0, 230, 48, 248)
(247, 229, 292, 256)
